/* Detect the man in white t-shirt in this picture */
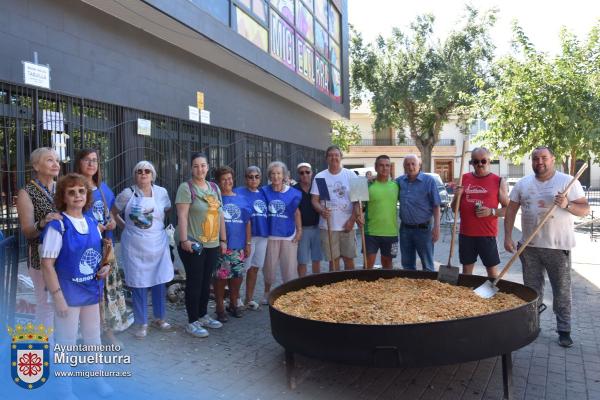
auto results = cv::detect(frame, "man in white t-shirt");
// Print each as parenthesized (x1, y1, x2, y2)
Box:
(504, 146, 589, 348)
(311, 145, 360, 271)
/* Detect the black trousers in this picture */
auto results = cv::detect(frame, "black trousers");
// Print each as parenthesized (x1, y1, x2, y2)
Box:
(177, 245, 219, 323)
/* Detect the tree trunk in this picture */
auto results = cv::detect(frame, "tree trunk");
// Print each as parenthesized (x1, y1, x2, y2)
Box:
(419, 143, 434, 172)
(570, 150, 577, 176)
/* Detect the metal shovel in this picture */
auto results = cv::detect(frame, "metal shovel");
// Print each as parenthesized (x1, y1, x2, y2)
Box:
(474, 163, 588, 298)
(438, 139, 469, 284)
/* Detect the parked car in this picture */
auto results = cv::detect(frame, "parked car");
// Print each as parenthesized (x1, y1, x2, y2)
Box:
(425, 172, 450, 207)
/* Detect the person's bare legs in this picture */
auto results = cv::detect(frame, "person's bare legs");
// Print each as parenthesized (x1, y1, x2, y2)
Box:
(329, 259, 340, 272)
(298, 264, 307, 277)
(462, 263, 475, 275)
(214, 279, 227, 315)
(311, 261, 321, 274)
(366, 254, 377, 269)
(486, 266, 499, 279)
(381, 255, 393, 269)
(245, 266, 258, 304)
(342, 256, 355, 270)
(228, 277, 243, 310)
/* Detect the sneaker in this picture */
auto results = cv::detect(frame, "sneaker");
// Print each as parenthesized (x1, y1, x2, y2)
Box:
(198, 314, 223, 329)
(151, 319, 173, 331)
(246, 300, 260, 311)
(133, 324, 147, 339)
(237, 298, 245, 308)
(558, 331, 573, 348)
(260, 296, 269, 306)
(185, 321, 209, 338)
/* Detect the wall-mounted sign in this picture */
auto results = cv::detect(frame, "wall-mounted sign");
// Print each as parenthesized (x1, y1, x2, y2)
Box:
(270, 10, 295, 71)
(52, 132, 69, 162)
(189, 106, 200, 122)
(200, 110, 211, 125)
(23, 61, 50, 89)
(42, 110, 64, 132)
(197, 92, 205, 110)
(137, 118, 151, 136)
(297, 36, 315, 83)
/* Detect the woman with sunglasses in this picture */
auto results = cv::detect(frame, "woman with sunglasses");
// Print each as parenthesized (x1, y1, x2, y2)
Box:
(234, 166, 269, 309)
(112, 161, 173, 339)
(40, 173, 112, 397)
(16, 147, 62, 329)
(176, 153, 226, 338)
(74, 149, 132, 345)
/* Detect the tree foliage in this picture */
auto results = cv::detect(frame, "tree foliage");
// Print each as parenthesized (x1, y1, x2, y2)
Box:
(350, 7, 496, 171)
(331, 120, 362, 152)
(478, 22, 600, 173)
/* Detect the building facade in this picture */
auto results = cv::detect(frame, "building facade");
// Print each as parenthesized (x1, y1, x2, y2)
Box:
(0, 0, 349, 238)
(345, 105, 599, 187)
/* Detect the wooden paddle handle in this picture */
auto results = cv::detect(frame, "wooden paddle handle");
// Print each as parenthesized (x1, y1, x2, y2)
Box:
(358, 201, 368, 268)
(323, 200, 334, 263)
(494, 163, 588, 284)
(447, 139, 469, 265)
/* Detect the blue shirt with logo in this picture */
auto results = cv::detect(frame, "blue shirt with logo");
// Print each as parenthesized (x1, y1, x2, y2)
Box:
(262, 185, 302, 237)
(222, 194, 252, 250)
(234, 186, 269, 237)
(85, 182, 115, 240)
(395, 172, 441, 225)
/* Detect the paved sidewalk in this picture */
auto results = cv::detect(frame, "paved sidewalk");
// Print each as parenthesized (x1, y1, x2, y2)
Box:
(99, 225, 600, 399)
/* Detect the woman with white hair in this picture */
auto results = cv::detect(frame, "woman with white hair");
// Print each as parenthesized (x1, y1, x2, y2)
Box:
(16, 147, 62, 329)
(111, 160, 174, 339)
(262, 161, 302, 299)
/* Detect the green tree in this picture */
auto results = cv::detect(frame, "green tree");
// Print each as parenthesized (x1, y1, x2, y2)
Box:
(351, 7, 496, 171)
(479, 22, 600, 174)
(331, 120, 362, 152)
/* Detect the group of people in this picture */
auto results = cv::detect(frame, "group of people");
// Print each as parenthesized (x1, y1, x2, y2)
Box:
(16, 143, 589, 361)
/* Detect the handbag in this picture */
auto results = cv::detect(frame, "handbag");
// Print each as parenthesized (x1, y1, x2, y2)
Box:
(98, 183, 116, 266)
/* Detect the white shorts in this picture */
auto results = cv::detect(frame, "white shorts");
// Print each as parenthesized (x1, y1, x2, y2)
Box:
(244, 236, 268, 271)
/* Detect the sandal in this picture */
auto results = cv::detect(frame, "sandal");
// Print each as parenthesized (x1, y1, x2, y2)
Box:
(151, 319, 173, 331)
(216, 311, 229, 323)
(227, 306, 243, 318)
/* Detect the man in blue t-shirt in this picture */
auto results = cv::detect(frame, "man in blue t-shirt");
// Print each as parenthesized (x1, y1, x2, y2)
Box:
(395, 154, 441, 271)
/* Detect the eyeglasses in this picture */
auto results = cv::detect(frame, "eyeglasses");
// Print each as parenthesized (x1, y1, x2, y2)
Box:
(82, 158, 98, 165)
(66, 188, 87, 197)
(136, 169, 152, 175)
(246, 175, 260, 179)
(471, 159, 488, 165)
(299, 170, 311, 175)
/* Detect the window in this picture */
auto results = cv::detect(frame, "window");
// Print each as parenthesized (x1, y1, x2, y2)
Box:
(295, 0, 314, 43)
(271, 0, 294, 24)
(235, 6, 269, 52)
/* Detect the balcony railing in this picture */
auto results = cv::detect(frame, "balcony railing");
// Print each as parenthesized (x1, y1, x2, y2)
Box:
(356, 138, 456, 146)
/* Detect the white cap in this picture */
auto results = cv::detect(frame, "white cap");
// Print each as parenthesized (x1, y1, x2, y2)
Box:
(297, 162, 312, 170)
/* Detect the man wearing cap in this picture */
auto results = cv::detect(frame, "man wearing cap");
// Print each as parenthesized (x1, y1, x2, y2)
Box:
(311, 145, 360, 271)
(294, 162, 322, 276)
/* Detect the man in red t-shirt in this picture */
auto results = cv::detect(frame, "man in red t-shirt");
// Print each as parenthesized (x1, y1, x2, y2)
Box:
(450, 147, 509, 278)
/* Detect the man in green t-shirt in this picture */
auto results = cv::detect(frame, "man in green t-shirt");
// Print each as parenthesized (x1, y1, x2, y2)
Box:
(364, 155, 399, 269)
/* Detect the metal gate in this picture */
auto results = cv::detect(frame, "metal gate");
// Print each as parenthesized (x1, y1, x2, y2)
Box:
(0, 79, 326, 255)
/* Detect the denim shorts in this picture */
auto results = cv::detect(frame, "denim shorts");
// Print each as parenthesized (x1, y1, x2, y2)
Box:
(297, 225, 322, 264)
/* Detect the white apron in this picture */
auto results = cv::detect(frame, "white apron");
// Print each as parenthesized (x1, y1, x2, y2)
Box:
(120, 186, 173, 288)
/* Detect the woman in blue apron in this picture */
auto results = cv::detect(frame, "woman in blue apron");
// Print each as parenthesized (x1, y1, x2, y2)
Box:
(40, 173, 112, 396)
(75, 149, 132, 346)
(112, 161, 174, 339)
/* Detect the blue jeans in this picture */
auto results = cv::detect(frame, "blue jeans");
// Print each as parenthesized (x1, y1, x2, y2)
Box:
(399, 225, 435, 271)
(131, 284, 166, 325)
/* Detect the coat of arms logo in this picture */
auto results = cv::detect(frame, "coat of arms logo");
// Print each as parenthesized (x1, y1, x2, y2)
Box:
(8, 322, 53, 389)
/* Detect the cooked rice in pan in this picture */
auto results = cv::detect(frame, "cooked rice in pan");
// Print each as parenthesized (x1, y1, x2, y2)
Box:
(273, 278, 526, 324)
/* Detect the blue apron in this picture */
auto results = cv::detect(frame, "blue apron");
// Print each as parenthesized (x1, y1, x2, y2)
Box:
(48, 215, 103, 307)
